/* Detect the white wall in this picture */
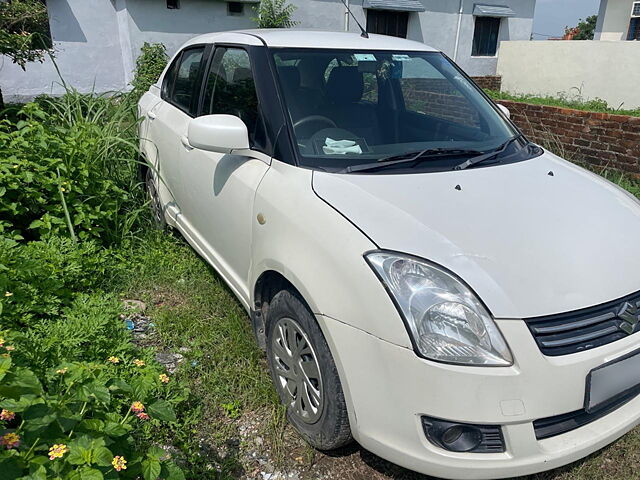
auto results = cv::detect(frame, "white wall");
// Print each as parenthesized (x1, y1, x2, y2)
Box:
(0, 0, 127, 102)
(497, 40, 640, 109)
(595, 0, 636, 40)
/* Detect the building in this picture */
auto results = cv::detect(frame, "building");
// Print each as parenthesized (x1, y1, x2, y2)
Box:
(595, 0, 640, 40)
(0, 0, 536, 102)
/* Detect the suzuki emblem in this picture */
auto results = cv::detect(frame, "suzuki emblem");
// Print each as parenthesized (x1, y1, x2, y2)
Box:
(618, 302, 640, 334)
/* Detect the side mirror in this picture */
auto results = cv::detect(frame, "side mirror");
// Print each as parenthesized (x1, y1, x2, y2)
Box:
(187, 114, 249, 153)
(497, 103, 511, 119)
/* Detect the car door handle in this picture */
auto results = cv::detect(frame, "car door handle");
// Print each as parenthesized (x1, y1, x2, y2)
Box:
(147, 111, 157, 120)
(181, 135, 193, 150)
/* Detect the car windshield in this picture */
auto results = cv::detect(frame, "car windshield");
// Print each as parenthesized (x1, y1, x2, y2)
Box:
(271, 48, 528, 173)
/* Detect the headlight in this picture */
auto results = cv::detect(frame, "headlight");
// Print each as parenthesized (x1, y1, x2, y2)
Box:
(366, 251, 512, 366)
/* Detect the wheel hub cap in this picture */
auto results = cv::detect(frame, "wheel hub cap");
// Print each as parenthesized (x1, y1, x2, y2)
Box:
(271, 318, 324, 424)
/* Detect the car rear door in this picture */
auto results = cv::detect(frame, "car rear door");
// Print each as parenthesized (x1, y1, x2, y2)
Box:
(177, 45, 271, 303)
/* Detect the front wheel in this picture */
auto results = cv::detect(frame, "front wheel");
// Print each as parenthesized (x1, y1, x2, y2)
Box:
(266, 289, 352, 450)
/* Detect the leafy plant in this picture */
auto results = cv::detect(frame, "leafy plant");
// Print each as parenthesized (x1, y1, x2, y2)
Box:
(0, 236, 116, 328)
(0, 0, 54, 110)
(0, 345, 186, 479)
(565, 15, 598, 40)
(131, 43, 168, 101)
(0, 95, 144, 244)
(253, 0, 299, 28)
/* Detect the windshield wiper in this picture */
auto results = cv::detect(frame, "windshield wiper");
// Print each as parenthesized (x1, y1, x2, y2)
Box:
(339, 148, 484, 174)
(453, 134, 524, 171)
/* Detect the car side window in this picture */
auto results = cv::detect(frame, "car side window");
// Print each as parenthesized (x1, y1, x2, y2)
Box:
(165, 46, 205, 114)
(202, 47, 263, 148)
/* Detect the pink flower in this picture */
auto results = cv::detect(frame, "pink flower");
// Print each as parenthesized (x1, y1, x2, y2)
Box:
(130, 401, 145, 414)
(136, 412, 150, 421)
(0, 409, 15, 421)
(0, 433, 20, 449)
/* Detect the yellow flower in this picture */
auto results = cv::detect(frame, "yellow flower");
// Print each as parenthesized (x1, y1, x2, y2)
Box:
(1, 354, 9, 358)
(112, 455, 127, 471)
(4, 292, 12, 297)
(133, 359, 145, 367)
(130, 401, 145, 413)
(107, 356, 120, 364)
(159, 374, 170, 384)
(0, 338, 4, 346)
(48, 444, 69, 460)
(56, 368, 68, 375)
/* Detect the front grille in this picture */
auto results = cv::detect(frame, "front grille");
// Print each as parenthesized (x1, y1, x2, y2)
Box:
(524, 291, 640, 356)
(533, 390, 638, 440)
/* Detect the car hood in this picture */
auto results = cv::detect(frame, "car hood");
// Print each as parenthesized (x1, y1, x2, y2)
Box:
(313, 151, 640, 319)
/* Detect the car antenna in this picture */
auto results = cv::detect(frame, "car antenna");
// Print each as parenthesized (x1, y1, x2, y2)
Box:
(339, 0, 369, 38)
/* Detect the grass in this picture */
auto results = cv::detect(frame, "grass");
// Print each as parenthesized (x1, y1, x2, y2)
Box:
(486, 90, 640, 118)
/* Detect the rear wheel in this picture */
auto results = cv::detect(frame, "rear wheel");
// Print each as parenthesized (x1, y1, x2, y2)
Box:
(266, 289, 352, 450)
(144, 166, 166, 230)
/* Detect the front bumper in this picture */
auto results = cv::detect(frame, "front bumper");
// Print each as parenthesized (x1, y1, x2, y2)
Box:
(319, 314, 640, 479)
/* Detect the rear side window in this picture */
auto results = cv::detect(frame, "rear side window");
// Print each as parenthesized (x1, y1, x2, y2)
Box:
(162, 46, 205, 114)
(202, 47, 264, 148)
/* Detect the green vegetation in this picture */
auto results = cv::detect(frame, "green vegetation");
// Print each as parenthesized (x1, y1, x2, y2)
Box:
(253, 0, 299, 28)
(131, 43, 168, 100)
(565, 15, 598, 41)
(0, 0, 53, 109)
(486, 90, 640, 118)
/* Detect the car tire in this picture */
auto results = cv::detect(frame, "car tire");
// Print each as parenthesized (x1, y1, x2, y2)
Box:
(144, 165, 167, 230)
(266, 289, 352, 450)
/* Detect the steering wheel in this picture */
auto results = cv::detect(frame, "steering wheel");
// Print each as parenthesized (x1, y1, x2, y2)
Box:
(293, 115, 337, 136)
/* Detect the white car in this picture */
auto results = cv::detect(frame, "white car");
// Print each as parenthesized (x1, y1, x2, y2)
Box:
(138, 30, 640, 479)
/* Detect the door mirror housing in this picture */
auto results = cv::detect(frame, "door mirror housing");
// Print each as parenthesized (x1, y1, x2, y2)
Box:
(496, 103, 511, 119)
(187, 114, 250, 153)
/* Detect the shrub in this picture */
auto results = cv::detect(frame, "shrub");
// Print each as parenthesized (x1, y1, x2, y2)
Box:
(131, 43, 168, 100)
(0, 96, 143, 244)
(0, 236, 115, 329)
(253, 0, 299, 28)
(0, 346, 186, 479)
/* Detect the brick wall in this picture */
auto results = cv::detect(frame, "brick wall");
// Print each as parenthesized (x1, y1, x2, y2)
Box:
(497, 100, 640, 175)
(471, 76, 502, 91)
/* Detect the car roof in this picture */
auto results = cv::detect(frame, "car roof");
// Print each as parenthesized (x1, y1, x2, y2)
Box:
(183, 29, 439, 52)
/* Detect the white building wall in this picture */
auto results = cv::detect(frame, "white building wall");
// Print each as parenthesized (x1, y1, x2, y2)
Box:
(0, 0, 127, 102)
(595, 0, 636, 40)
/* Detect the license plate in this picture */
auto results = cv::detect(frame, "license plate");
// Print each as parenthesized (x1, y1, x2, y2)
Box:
(586, 348, 640, 412)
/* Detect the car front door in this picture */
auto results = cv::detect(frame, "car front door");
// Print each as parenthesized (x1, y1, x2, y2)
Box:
(151, 45, 207, 215)
(178, 46, 271, 304)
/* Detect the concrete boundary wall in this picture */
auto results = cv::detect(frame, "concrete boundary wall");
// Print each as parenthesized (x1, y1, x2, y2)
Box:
(497, 41, 640, 111)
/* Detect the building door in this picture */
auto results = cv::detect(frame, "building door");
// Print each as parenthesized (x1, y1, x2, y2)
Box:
(366, 10, 408, 38)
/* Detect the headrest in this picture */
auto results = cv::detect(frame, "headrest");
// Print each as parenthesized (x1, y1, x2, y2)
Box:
(232, 67, 252, 83)
(277, 66, 301, 92)
(326, 66, 364, 103)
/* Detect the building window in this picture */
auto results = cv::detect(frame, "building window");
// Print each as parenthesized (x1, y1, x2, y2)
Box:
(366, 10, 408, 38)
(630, 3, 640, 40)
(167, 0, 180, 9)
(227, 2, 244, 15)
(472, 16, 501, 56)
(629, 18, 640, 40)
